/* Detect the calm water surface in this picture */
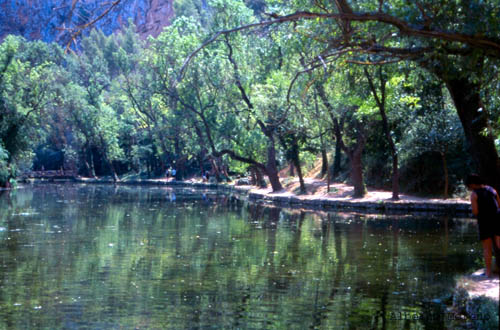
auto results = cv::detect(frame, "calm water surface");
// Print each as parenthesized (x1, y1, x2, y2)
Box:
(0, 184, 484, 329)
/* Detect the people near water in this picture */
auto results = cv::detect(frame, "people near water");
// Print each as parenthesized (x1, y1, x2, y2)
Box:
(165, 166, 176, 180)
(202, 170, 209, 182)
(465, 174, 500, 277)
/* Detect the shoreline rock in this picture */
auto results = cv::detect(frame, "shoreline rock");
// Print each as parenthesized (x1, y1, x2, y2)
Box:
(451, 277, 499, 329)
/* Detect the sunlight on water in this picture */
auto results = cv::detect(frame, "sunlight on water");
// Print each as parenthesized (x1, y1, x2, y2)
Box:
(0, 184, 482, 329)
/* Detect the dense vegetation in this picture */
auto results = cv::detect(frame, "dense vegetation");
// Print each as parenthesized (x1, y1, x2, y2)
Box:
(1, 0, 500, 198)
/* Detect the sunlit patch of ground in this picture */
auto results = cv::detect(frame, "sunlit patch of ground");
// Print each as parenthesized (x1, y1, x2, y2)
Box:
(456, 269, 499, 301)
(276, 177, 468, 203)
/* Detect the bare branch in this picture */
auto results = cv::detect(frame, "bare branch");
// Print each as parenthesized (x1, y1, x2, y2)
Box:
(363, 67, 383, 109)
(224, 36, 254, 110)
(60, 0, 122, 52)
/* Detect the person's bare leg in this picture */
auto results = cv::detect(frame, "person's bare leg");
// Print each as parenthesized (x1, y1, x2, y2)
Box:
(494, 235, 500, 274)
(495, 235, 500, 250)
(481, 238, 493, 277)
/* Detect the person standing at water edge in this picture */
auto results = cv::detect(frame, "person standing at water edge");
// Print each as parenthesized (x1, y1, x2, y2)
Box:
(466, 174, 500, 277)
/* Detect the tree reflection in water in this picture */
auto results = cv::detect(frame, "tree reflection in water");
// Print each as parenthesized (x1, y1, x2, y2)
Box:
(0, 184, 480, 329)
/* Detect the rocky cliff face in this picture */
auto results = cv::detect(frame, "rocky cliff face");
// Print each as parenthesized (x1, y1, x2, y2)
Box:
(0, 0, 175, 43)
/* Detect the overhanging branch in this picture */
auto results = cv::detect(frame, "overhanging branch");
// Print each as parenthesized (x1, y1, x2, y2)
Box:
(176, 9, 500, 83)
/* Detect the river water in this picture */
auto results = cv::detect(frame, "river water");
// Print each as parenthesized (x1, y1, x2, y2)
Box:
(0, 184, 484, 329)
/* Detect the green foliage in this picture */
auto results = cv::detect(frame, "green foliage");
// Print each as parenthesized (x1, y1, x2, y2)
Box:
(0, 35, 62, 184)
(0, 0, 491, 193)
(0, 143, 10, 185)
(397, 71, 468, 195)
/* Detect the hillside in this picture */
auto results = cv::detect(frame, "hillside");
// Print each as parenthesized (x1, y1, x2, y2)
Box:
(0, 0, 174, 43)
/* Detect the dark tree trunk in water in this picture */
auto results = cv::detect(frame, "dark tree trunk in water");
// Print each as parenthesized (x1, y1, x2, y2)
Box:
(445, 78, 500, 192)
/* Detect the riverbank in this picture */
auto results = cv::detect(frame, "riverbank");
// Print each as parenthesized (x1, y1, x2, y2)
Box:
(450, 270, 499, 329)
(65, 176, 472, 216)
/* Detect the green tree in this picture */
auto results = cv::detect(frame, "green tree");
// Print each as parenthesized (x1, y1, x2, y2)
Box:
(179, 0, 500, 190)
(66, 30, 126, 180)
(0, 36, 61, 186)
(400, 74, 466, 198)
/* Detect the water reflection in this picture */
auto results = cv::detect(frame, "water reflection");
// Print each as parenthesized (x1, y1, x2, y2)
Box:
(0, 184, 483, 329)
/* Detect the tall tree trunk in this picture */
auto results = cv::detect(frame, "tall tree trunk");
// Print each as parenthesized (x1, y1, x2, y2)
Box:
(391, 156, 399, 199)
(321, 147, 328, 178)
(89, 147, 96, 178)
(290, 136, 306, 194)
(440, 149, 449, 199)
(147, 158, 151, 178)
(294, 155, 307, 194)
(331, 114, 345, 180)
(198, 153, 205, 177)
(333, 138, 342, 178)
(210, 156, 223, 182)
(336, 117, 366, 198)
(102, 151, 118, 182)
(315, 82, 343, 179)
(327, 155, 331, 193)
(250, 166, 267, 188)
(83, 144, 93, 178)
(365, 67, 399, 200)
(265, 134, 283, 192)
(349, 147, 366, 198)
(444, 78, 500, 192)
(295, 159, 306, 194)
(110, 161, 119, 182)
(250, 167, 257, 185)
